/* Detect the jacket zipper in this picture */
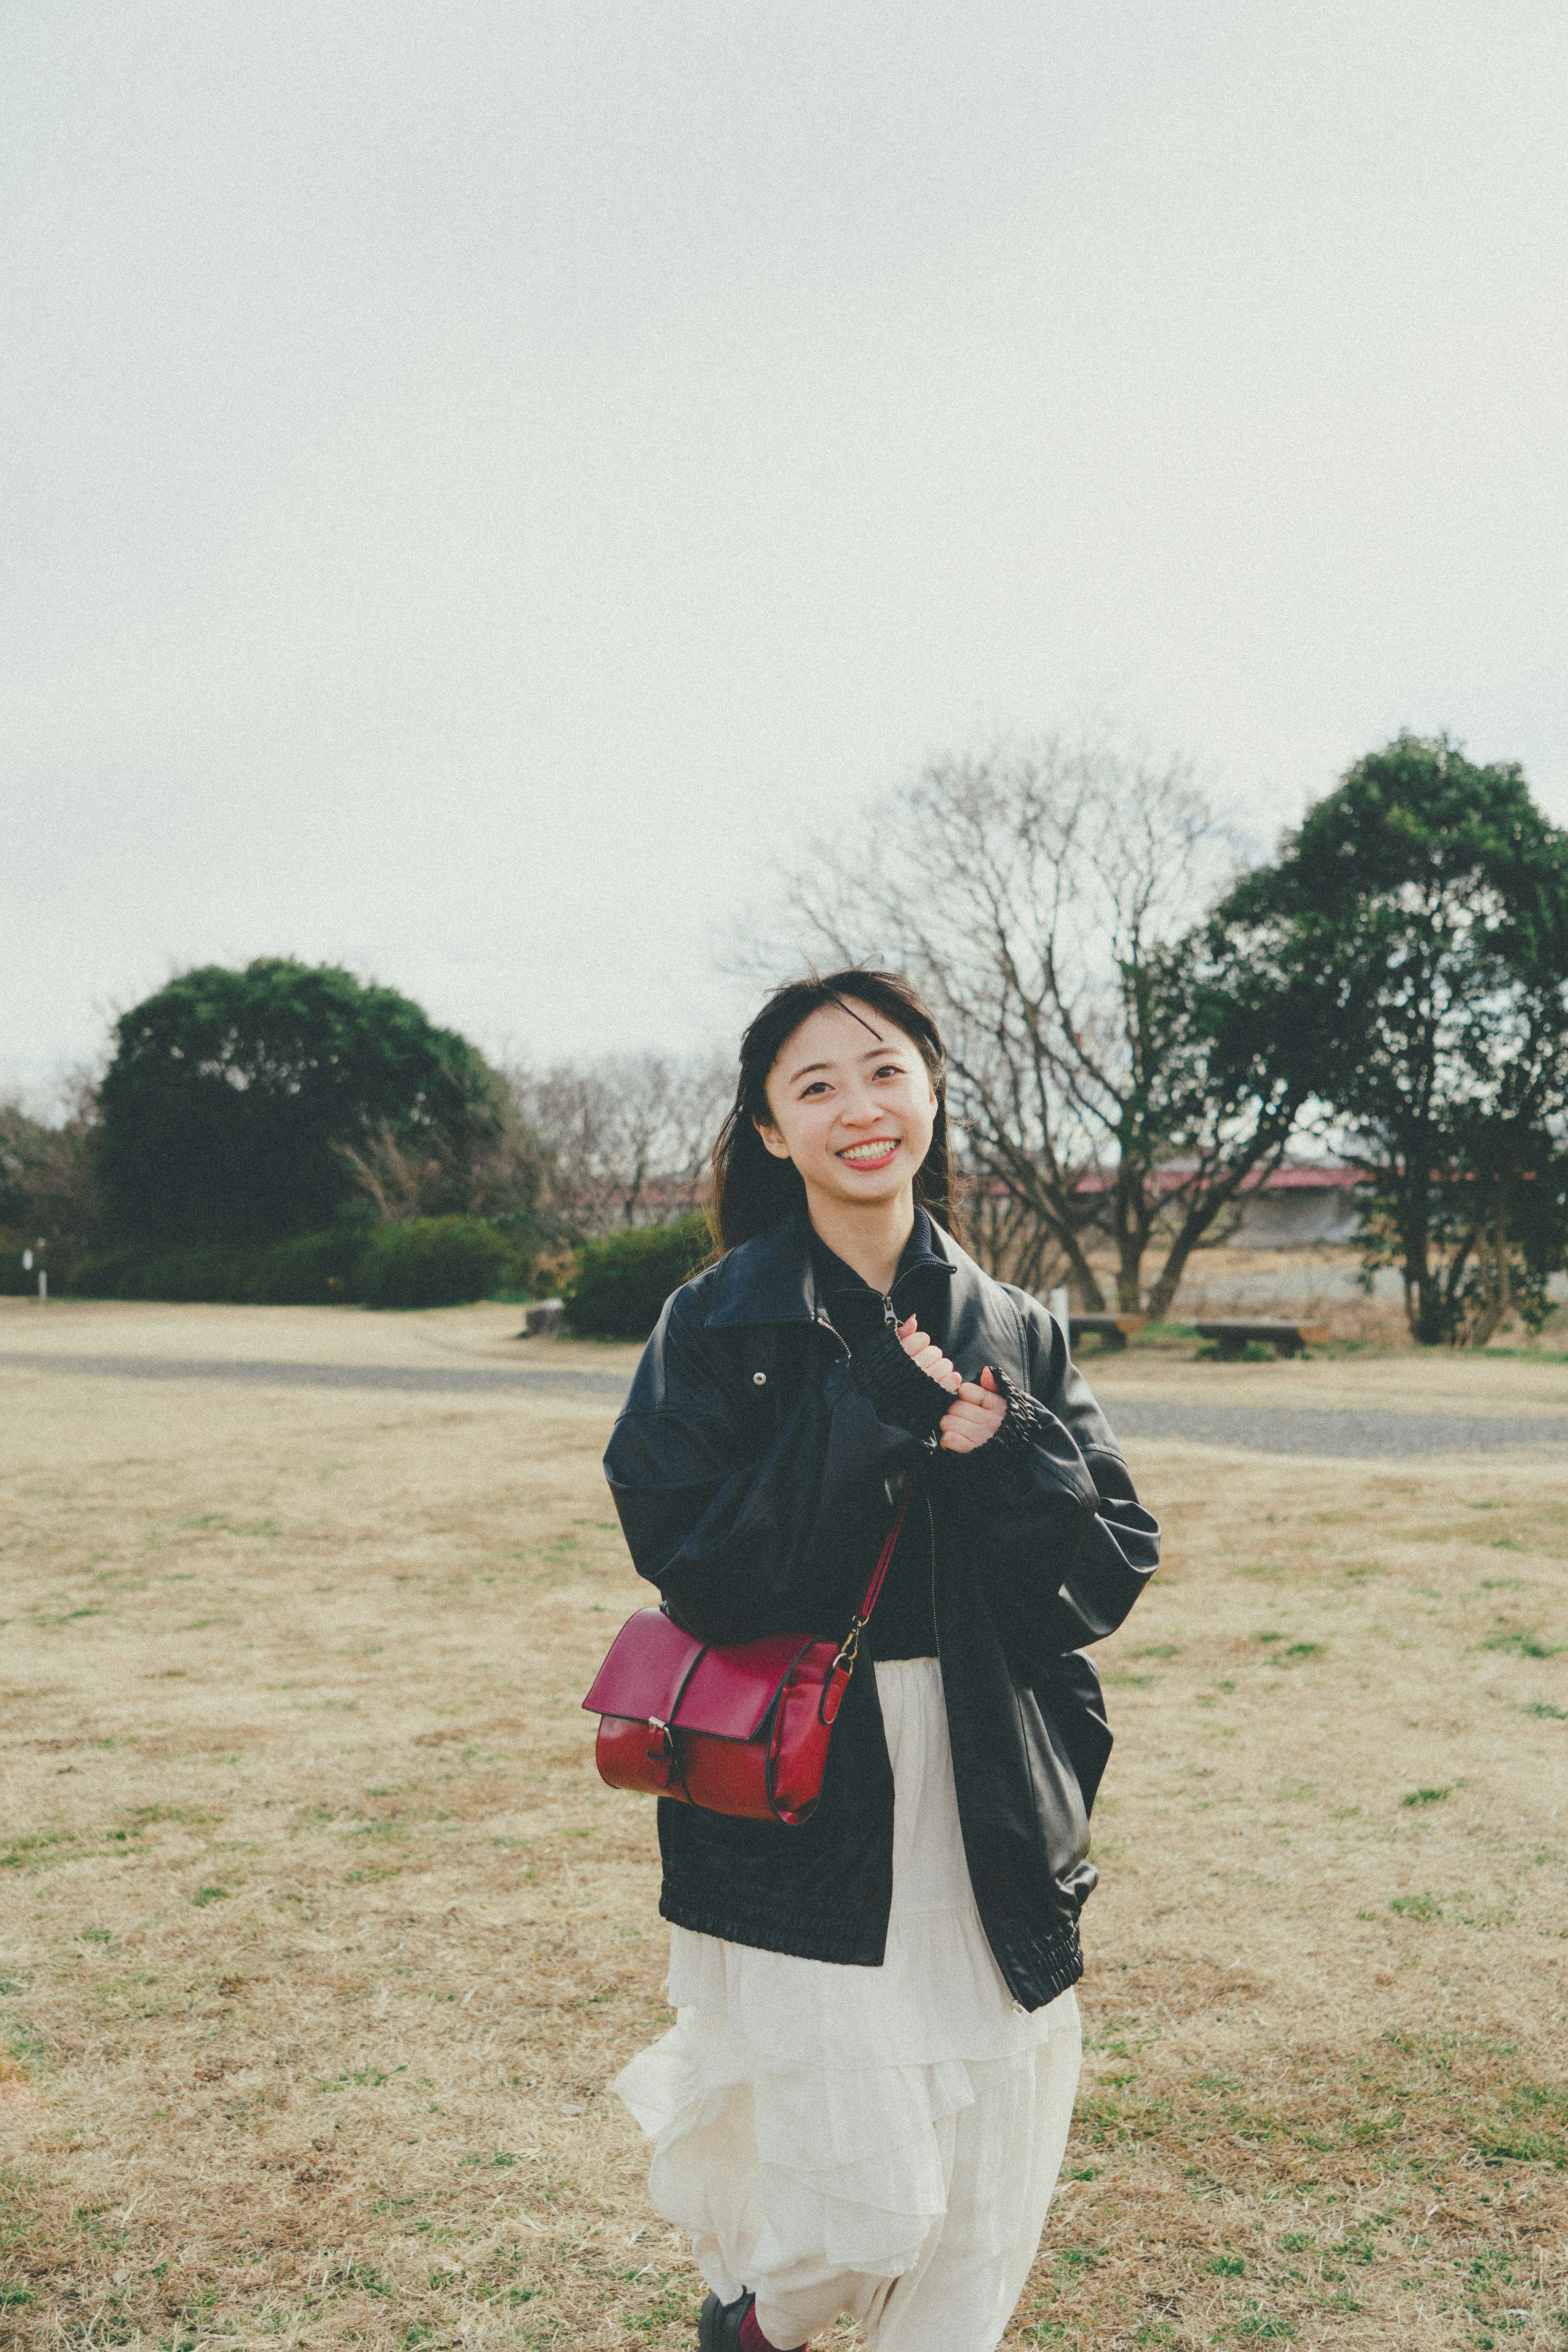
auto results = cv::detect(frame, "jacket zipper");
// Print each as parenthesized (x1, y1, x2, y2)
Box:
(889, 1286, 1032, 2017)
(877, 1276, 940, 1668)
(827, 1275, 933, 1644)
(839, 1275, 1031, 2010)
(880, 1280, 932, 1602)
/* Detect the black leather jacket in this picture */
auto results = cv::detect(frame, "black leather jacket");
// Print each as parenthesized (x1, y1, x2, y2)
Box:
(602, 1212, 1160, 2012)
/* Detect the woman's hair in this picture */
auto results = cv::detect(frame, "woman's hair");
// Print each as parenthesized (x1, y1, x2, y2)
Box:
(710, 968, 964, 1253)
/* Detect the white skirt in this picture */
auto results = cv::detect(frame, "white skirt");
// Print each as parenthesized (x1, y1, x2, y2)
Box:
(614, 1659, 1083, 2352)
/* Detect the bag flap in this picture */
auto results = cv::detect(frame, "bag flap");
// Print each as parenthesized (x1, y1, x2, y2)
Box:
(582, 1607, 704, 1723)
(675, 1632, 821, 1740)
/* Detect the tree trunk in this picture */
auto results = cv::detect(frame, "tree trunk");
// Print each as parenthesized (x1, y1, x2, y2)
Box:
(1396, 1168, 1446, 1345)
(1064, 1226, 1107, 1313)
(1461, 1181, 1512, 1349)
(1109, 1169, 1148, 1313)
(1409, 1239, 1446, 1345)
(1144, 1201, 1223, 1320)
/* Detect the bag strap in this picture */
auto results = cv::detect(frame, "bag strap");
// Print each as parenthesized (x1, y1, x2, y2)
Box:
(832, 1465, 920, 1680)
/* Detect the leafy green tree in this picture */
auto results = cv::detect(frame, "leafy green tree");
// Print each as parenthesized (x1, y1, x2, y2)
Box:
(1209, 736, 1568, 1344)
(97, 960, 506, 1245)
(1108, 926, 1314, 1318)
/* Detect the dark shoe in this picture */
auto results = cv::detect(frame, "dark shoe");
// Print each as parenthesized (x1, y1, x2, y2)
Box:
(698, 2290, 754, 2352)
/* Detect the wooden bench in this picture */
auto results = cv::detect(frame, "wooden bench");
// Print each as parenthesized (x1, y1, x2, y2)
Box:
(1195, 1318, 1328, 1360)
(1068, 1313, 1148, 1353)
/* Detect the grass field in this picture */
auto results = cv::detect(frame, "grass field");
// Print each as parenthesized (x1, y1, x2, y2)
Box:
(2, 1302, 1566, 2350)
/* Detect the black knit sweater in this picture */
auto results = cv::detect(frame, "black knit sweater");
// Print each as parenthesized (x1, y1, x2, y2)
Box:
(808, 1213, 1034, 1658)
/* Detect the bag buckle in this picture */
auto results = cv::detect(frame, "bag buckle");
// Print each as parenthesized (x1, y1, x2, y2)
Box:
(645, 1717, 677, 1788)
(832, 1614, 867, 1677)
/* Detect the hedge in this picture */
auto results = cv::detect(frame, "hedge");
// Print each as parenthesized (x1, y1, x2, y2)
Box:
(1, 1248, 44, 1296)
(354, 1217, 515, 1309)
(65, 1219, 527, 1309)
(251, 1228, 364, 1304)
(563, 1213, 713, 1339)
(69, 1242, 266, 1302)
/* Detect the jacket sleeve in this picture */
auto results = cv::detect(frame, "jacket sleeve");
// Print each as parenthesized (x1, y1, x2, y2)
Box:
(941, 1293, 1160, 1666)
(603, 1286, 942, 1644)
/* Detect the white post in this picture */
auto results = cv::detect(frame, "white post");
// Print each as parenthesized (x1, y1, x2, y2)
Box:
(1048, 1285, 1070, 1356)
(39, 1269, 47, 1302)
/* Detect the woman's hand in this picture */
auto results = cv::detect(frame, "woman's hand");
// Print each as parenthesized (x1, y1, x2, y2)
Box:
(938, 1365, 1008, 1454)
(895, 1313, 962, 1395)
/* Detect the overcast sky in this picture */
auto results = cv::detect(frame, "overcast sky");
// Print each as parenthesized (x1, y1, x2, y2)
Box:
(4, 0, 1566, 1104)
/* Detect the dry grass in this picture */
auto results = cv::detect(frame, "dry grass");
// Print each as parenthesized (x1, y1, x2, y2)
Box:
(1, 1309, 1565, 2352)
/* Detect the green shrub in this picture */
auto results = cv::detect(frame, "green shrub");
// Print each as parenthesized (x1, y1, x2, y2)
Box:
(353, 1216, 513, 1309)
(563, 1214, 713, 1339)
(248, 1229, 361, 1304)
(69, 1241, 263, 1302)
(66, 1218, 520, 1308)
(0, 1249, 39, 1295)
(61, 1246, 135, 1298)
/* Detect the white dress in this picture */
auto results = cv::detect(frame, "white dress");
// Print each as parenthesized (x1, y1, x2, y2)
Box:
(614, 1659, 1083, 2352)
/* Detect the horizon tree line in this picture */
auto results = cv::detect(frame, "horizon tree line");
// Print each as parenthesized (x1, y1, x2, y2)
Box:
(5, 731, 1567, 1347)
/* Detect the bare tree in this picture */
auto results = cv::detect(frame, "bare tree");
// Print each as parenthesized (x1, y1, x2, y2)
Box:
(334, 1120, 456, 1223)
(0, 1076, 104, 1255)
(333, 1069, 547, 1233)
(513, 1050, 731, 1242)
(780, 737, 1307, 1313)
(960, 1177, 1073, 1298)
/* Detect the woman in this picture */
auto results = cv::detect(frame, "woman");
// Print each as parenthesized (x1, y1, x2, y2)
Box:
(604, 970, 1159, 2352)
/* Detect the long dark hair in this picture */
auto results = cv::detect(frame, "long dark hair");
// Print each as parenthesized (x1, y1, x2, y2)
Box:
(710, 968, 964, 1253)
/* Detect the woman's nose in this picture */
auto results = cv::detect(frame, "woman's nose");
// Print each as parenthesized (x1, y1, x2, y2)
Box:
(838, 1091, 883, 1127)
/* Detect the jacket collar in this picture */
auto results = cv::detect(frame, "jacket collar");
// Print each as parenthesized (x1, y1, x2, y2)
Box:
(706, 1208, 965, 1330)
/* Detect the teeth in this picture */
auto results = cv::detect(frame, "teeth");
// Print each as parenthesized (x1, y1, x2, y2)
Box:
(840, 1141, 897, 1162)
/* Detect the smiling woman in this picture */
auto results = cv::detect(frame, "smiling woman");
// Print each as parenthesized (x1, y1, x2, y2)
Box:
(755, 1001, 938, 1280)
(709, 971, 962, 1263)
(600, 968, 1160, 2352)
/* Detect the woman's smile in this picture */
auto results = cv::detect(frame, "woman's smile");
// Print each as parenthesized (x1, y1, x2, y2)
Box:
(836, 1136, 900, 1168)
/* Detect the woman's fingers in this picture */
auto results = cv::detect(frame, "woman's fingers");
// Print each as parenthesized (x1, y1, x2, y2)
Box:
(893, 1321, 961, 1392)
(949, 1383, 1005, 1420)
(895, 1321, 961, 1393)
(939, 1380, 1009, 1450)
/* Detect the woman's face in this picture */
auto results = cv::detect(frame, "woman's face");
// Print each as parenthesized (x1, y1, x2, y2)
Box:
(756, 998, 938, 1216)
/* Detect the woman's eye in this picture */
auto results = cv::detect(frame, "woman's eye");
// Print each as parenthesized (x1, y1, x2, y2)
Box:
(874, 1064, 903, 1079)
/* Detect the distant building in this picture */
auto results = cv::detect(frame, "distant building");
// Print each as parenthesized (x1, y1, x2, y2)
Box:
(1069, 1162, 1362, 1250)
(626, 1162, 1365, 1251)
(1220, 1162, 1361, 1248)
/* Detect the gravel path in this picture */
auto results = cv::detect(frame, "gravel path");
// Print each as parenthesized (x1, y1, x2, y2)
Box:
(1107, 1396, 1568, 1458)
(0, 1351, 630, 1400)
(4, 1348, 1567, 1458)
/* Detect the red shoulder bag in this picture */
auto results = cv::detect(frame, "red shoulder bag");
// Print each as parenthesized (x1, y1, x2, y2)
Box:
(581, 1472, 917, 1827)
